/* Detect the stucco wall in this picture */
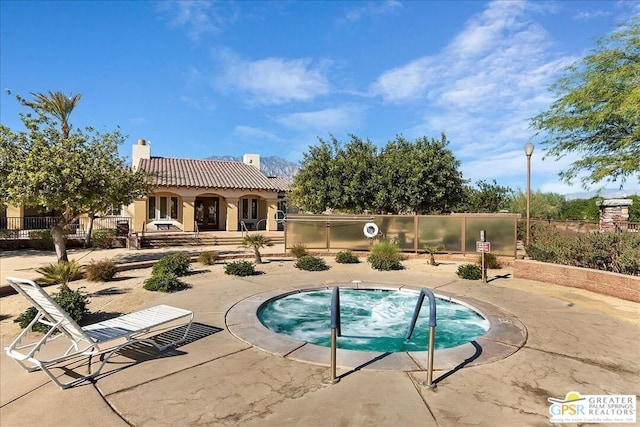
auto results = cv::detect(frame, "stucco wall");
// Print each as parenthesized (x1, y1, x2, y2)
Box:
(513, 259, 640, 303)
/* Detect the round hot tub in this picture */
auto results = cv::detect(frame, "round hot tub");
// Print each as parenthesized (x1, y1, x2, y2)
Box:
(258, 288, 489, 353)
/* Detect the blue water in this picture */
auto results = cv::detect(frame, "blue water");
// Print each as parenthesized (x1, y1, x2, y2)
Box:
(258, 289, 489, 352)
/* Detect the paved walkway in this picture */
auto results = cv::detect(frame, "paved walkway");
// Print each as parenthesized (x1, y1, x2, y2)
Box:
(1, 248, 639, 426)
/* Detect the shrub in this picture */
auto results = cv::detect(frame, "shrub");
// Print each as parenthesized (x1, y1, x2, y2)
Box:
(224, 260, 257, 276)
(290, 243, 308, 259)
(152, 253, 191, 277)
(36, 260, 83, 289)
(456, 263, 482, 280)
(92, 228, 117, 249)
(526, 223, 640, 276)
(335, 250, 359, 264)
(368, 241, 403, 271)
(295, 255, 329, 271)
(478, 253, 501, 269)
(143, 273, 187, 292)
(85, 258, 117, 282)
(15, 287, 90, 331)
(28, 229, 54, 250)
(198, 250, 220, 265)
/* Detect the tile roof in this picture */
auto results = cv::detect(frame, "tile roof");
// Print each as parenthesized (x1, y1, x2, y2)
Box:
(139, 157, 290, 192)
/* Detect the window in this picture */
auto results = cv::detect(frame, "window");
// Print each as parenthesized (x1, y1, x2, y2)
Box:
(148, 196, 179, 220)
(148, 197, 156, 220)
(170, 197, 178, 219)
(241, 198, 258, 220)
(160, 197, 167, 219)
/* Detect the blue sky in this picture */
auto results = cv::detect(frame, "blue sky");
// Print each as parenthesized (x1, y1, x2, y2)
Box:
(1, 0, 638, 196)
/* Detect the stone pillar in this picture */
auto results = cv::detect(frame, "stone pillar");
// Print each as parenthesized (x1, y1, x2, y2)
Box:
(266, 199, 279, 231)
(182, 197, 195, 232)
(226, 199, 239, 231)
(597, 199, 633, 232)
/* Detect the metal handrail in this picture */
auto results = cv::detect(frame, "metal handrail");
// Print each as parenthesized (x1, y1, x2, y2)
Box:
(240, 221, 249, 237)
(330, 286, 341, 384)
(405, 288, 437, 389)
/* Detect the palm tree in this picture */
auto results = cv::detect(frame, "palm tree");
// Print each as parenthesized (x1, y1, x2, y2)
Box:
(27, 91, 82, 138)
(241, 233, 274, 264)
(423, 244, 444, 266)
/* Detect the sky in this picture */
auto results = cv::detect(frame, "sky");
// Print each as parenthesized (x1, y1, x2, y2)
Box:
(1, 0, 639, 197)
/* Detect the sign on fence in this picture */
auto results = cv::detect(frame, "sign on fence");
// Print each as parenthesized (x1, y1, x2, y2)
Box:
(476, 241, 491, 253)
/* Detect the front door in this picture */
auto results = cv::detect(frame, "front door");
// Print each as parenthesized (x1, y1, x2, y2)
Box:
(195, 197, 219, 230)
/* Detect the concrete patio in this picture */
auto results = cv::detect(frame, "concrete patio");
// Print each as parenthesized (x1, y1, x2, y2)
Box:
(1, 246, 638, 426)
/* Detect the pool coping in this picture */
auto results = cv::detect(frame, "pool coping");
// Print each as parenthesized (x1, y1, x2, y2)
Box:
(225, 282, 528, 372)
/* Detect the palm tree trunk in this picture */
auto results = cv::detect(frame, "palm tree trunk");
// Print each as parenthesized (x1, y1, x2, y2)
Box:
(254, 247, 263, 264)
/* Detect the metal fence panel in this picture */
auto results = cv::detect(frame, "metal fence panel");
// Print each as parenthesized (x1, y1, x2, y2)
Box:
(417, 216, 464, 252)
(285, 214, 518, 257)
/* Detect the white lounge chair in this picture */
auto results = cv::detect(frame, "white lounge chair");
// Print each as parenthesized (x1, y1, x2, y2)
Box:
(5, 277, 194, 389)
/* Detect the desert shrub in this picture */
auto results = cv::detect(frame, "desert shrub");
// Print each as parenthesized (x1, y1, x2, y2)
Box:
(15, 287, 90, 331)
(92, 228, 117, 249)
(143, 273, 187, 292)
(526, 223, 640, 275)
(152, 253, 191, 277)
(36, 260, 83, 289)
(478, 253, 501, 269)
(295, 255, 329, 271)
(85, 258, 117, 282)
(224, 260, 256, 276)
(198, 250, 220, 265)
(290, 243, 309, 259)
(335, 250, 359, 264)
(456, 263, 482, 280)
(368, 241, 403, 271)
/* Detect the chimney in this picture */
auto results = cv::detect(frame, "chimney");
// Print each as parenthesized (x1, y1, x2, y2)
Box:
(132, 139, 151, 171)
(243, 153, 261, 170)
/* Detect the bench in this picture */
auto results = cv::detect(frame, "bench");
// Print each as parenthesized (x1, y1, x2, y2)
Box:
(155, 222, 173, 230)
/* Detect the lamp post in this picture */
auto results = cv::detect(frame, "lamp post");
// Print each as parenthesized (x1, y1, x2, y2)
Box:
(524, 142, 534, 246)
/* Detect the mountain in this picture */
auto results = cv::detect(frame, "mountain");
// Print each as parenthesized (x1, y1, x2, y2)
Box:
(205, 155, 299, 181)
(564, 187, 640, 200)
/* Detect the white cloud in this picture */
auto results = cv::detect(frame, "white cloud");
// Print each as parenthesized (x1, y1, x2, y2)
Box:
(157, 1, 236, 41)
(233, 125, 279, 141)
(340, 0, 403, 24)
(275, 106, 364, 132)
(215, 51, 331, 105)
(369, 0, 581, 183)
(573, 9, 611, 21)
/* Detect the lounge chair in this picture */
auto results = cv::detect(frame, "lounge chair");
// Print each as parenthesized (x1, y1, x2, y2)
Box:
(5, 277, 194, 389)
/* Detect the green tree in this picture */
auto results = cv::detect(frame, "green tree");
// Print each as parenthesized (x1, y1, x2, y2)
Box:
(291, 133, 465, 215)
(458, 179, 513, 213)
(290, 140, 335, 213)
(561, 197, 601, 221)
(373, 134, 464, 214)
(509, 190, 566, 220)
(0, 91, 154, 262)
(530, 19, 640, 187)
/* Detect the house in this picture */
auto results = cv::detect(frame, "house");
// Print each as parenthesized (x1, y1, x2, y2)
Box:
(1, 140, 290, 235)
(125, 139, 290, 233)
